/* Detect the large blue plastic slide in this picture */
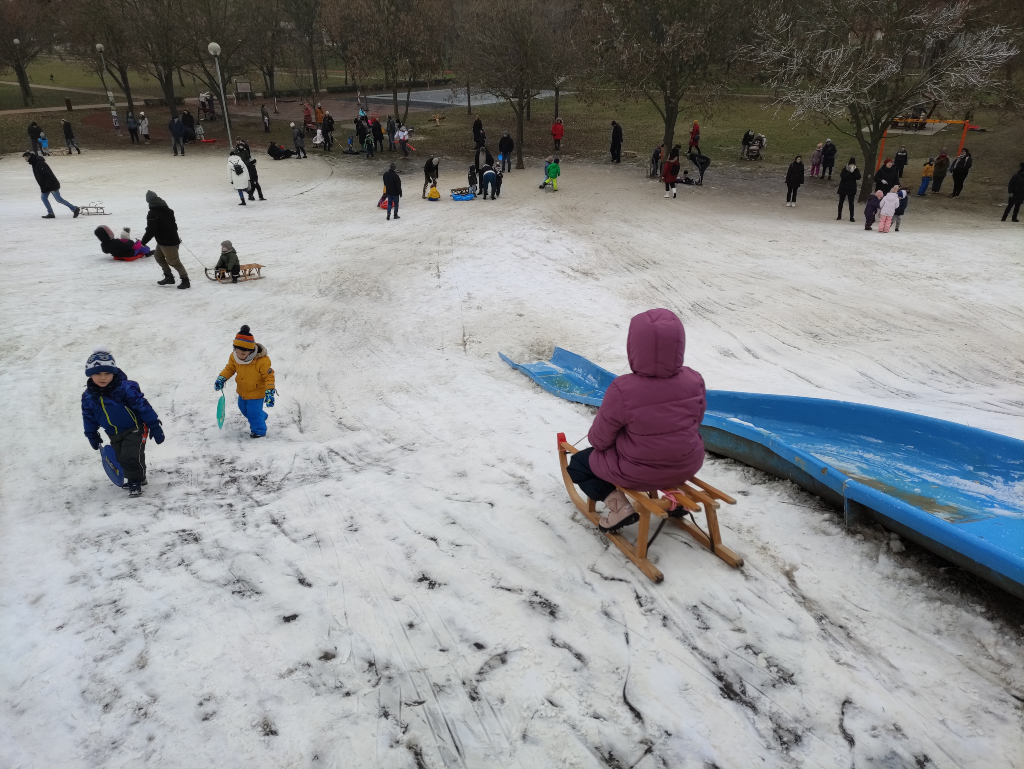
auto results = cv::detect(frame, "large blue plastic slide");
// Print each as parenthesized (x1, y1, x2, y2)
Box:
(500, 348, 1024, 599)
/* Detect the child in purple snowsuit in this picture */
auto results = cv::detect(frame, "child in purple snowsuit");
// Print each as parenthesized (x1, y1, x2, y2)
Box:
(864, 190, 883, 230)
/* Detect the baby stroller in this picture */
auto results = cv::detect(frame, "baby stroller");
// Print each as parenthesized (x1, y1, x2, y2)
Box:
(745, 134, 767, 160)
(688, 151, 711, 185)
(312, 129, 325, 148)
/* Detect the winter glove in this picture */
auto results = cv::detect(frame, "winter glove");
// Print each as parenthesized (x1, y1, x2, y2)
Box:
(86, 431, 102, 451)
(214, 375, 226, 391)
(264, 388, 276, 408)
(149, 421, 165, 445)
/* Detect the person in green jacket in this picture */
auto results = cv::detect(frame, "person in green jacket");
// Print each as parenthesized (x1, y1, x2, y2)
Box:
(540, 157, 561, 191)
(216, 240, 241, 283)
(931, 149, 950, 194)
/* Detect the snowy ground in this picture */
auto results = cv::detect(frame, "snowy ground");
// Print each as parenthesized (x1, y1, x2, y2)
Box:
(1, 150, 1022, 769)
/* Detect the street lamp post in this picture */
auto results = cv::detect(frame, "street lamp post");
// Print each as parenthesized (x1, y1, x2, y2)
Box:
(208, 42, 233, 147)
(95, 44, 121, 135)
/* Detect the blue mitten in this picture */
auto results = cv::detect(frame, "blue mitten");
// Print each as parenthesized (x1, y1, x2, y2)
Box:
(86, 431, 102, 450)
(149, 421, 165, 445)
(214, 375, 226, 391)
(264, 388, 276, 408)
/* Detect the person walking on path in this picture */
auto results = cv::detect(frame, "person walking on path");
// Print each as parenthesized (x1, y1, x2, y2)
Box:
(261, 104, 270, 133)
(290, 122, 307, 158)
(878, 186, 901, 232)
(228, 151, 252, 205)
(472, 116, 484, 148)
(169, 116, 186, 156)
(874, 158, 899, 194)
(372, 118, 385, 152)
(322, 112, 335, 151)
(24, 152, 81, 219)
(864, 190, 883, 230)
(383, 163, 402, 220)
(931, 150, 950, 193)
(894, 145, 909, 179)
(810, 143, 823, 178)
(246, 157, 265, 201)
(140, 112, 150, 142)
(1002, 162, 1024, 222)
(423, 157, 440, 198)
(917, 158, 934, 196)
(387, 115, 396, 151)
(498, 131, 514, 172)
(687, 121, 700, 154)
(662, 146, 681, 198)
(821, 139, 838, 179)
(785, 155, 805, 206)
(27, 121, 43, 155)
(610, 121, 623, 163)
(396, 125, 410, 157)
(126, 112, 140, 144)
(60, 119, 82, 154)
(552, 118, 564, 151)
(949, 148, 972, 198)
(141, 190, 189, 289)
(837, 157, 861, 221)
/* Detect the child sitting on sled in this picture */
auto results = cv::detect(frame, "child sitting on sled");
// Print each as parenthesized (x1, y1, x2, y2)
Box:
(427, 182, 441, 201)
(81, 348, 165, 497)
(566, 309, 706, 532)
(215, 240, 241, 282)
(214, 325, 276, 438)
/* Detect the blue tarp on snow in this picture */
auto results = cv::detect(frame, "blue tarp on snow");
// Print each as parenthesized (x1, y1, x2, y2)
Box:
(499, 348, 1024, 599)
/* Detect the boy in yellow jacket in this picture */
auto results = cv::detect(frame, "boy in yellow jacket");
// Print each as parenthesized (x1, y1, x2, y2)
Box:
(214, 325, 276, 437)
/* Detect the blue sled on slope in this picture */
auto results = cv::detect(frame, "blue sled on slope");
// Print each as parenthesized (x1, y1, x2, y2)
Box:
(500, 348, 1024, 599)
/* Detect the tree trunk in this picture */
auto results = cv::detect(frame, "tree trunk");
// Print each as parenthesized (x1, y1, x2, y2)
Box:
(856, 134, 881, 202)
(392, 82, 400, 122)
(344, 61, 348, 85)
(526, 93, 531, 121)
(402, 78, 413, 125)
(13, 61, 33, 107)
(309, 45, 320, 93)
(269, 67, 276, 95)
(554, 85, 559, 119)
(177, 67, 185, 88)
(514, 95, 525, 170)
(467, 82, 471, 115)
(113, 63, 136, 117)
(662, 95, 679, 153)
(156, 66, 179, 118)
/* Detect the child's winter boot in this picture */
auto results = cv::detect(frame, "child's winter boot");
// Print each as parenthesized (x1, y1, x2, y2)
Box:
(598, 490, 639, 532)
(127, 480, 143, 497)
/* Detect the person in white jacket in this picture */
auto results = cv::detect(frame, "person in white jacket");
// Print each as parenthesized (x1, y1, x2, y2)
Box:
(227, 152, 251, 205)
(878, 186, 901, 232)
(139, 113, 150, 142)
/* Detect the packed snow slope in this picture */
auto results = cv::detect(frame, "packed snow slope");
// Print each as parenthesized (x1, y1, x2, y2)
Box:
(1, 151, 1022, 769)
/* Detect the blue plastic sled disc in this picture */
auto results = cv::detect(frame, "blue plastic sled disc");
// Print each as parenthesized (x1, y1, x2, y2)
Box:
(217, 393, 226, 429)
(101, 445, 124, 487)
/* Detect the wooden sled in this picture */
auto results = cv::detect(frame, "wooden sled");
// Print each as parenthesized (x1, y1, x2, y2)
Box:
(78, 202, 109, 216)
(558, 433, 743, 583)
(204, 263, 265, 283)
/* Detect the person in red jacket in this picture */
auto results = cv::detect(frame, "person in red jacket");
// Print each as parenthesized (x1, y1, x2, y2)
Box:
(661, 145, 681, 198)
(688, 121, 700, 154)
(552, 118, 564, 151)
(567, 309, 707, 532)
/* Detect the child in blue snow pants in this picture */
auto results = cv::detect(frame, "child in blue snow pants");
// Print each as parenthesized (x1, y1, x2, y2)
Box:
(238, 396, 267, 436)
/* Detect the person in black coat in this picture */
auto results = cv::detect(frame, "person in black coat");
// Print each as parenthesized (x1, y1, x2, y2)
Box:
(893, 146, 909, 178)
(610, 121, 623, 163)
(141, 190, 189, 288)
(245, 157, 265, 201)
(322, 112, 335, 151)
(267, 142, 295, 160)
(169, 116, 186, 156)
(472, 116, 483, 147)
(785, 155, 805, 206)
(874, 159, 899, 193)
(422, 156, 440, 198)
(24, 152, 80, 218)
(1002, 162, 1024, 222)
(821, 139, 838, 179)
(498, 130, 514, 172)
(355, 118, 368, 148)
(475, 145, 494, 176)
(836, 157, 861, 222)
(61, 119, 81, 153)
(372, 118, 385, 152)
(949, 149, 973, 198)
(27, 121, 43, 155)
(383, 163, 402, 220)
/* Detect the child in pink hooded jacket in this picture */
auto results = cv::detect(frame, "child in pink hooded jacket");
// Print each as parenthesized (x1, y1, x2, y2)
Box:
(567, 308, 707, 531)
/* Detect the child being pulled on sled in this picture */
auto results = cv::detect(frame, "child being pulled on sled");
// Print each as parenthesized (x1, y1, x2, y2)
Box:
(566, 309, 706, 532)
(216, 240, 241, 282)
(81, 348, 165, 497)
(540, 157, 561, 191)
(214, 326, 276, 438)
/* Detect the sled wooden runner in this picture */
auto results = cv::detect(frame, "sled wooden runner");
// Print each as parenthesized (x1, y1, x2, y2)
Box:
(204, 263, 265, 283)
(558, 433, 743, 583)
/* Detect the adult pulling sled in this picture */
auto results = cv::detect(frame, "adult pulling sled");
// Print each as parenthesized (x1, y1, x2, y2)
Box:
(204, 263, 265, 283)
(558, 434, 743, 582)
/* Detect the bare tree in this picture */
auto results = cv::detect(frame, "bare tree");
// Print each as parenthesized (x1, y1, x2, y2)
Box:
(245, 0, 291, 94)
(124, 0, 188, 117)
(62, 0, 143, 116)
(0, 0, 52, 106)
(285, 0, 325, 94)
(594, 0, 741, 151)
(181, 0, 252, 104)
(454, 0, 562, 169)
(751, 0, 1018, 200)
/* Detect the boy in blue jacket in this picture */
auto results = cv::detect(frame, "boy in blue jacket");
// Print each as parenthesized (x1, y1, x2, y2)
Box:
(81, 348, 164, 496)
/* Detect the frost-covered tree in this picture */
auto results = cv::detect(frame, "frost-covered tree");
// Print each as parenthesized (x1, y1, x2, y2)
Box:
(594, 0, 741, 151)
(751, 0, 1018, 200)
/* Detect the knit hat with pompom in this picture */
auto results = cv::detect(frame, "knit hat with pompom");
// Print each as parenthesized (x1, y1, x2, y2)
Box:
(233, 325, 256, 351)
(85, 346, 117, 376)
